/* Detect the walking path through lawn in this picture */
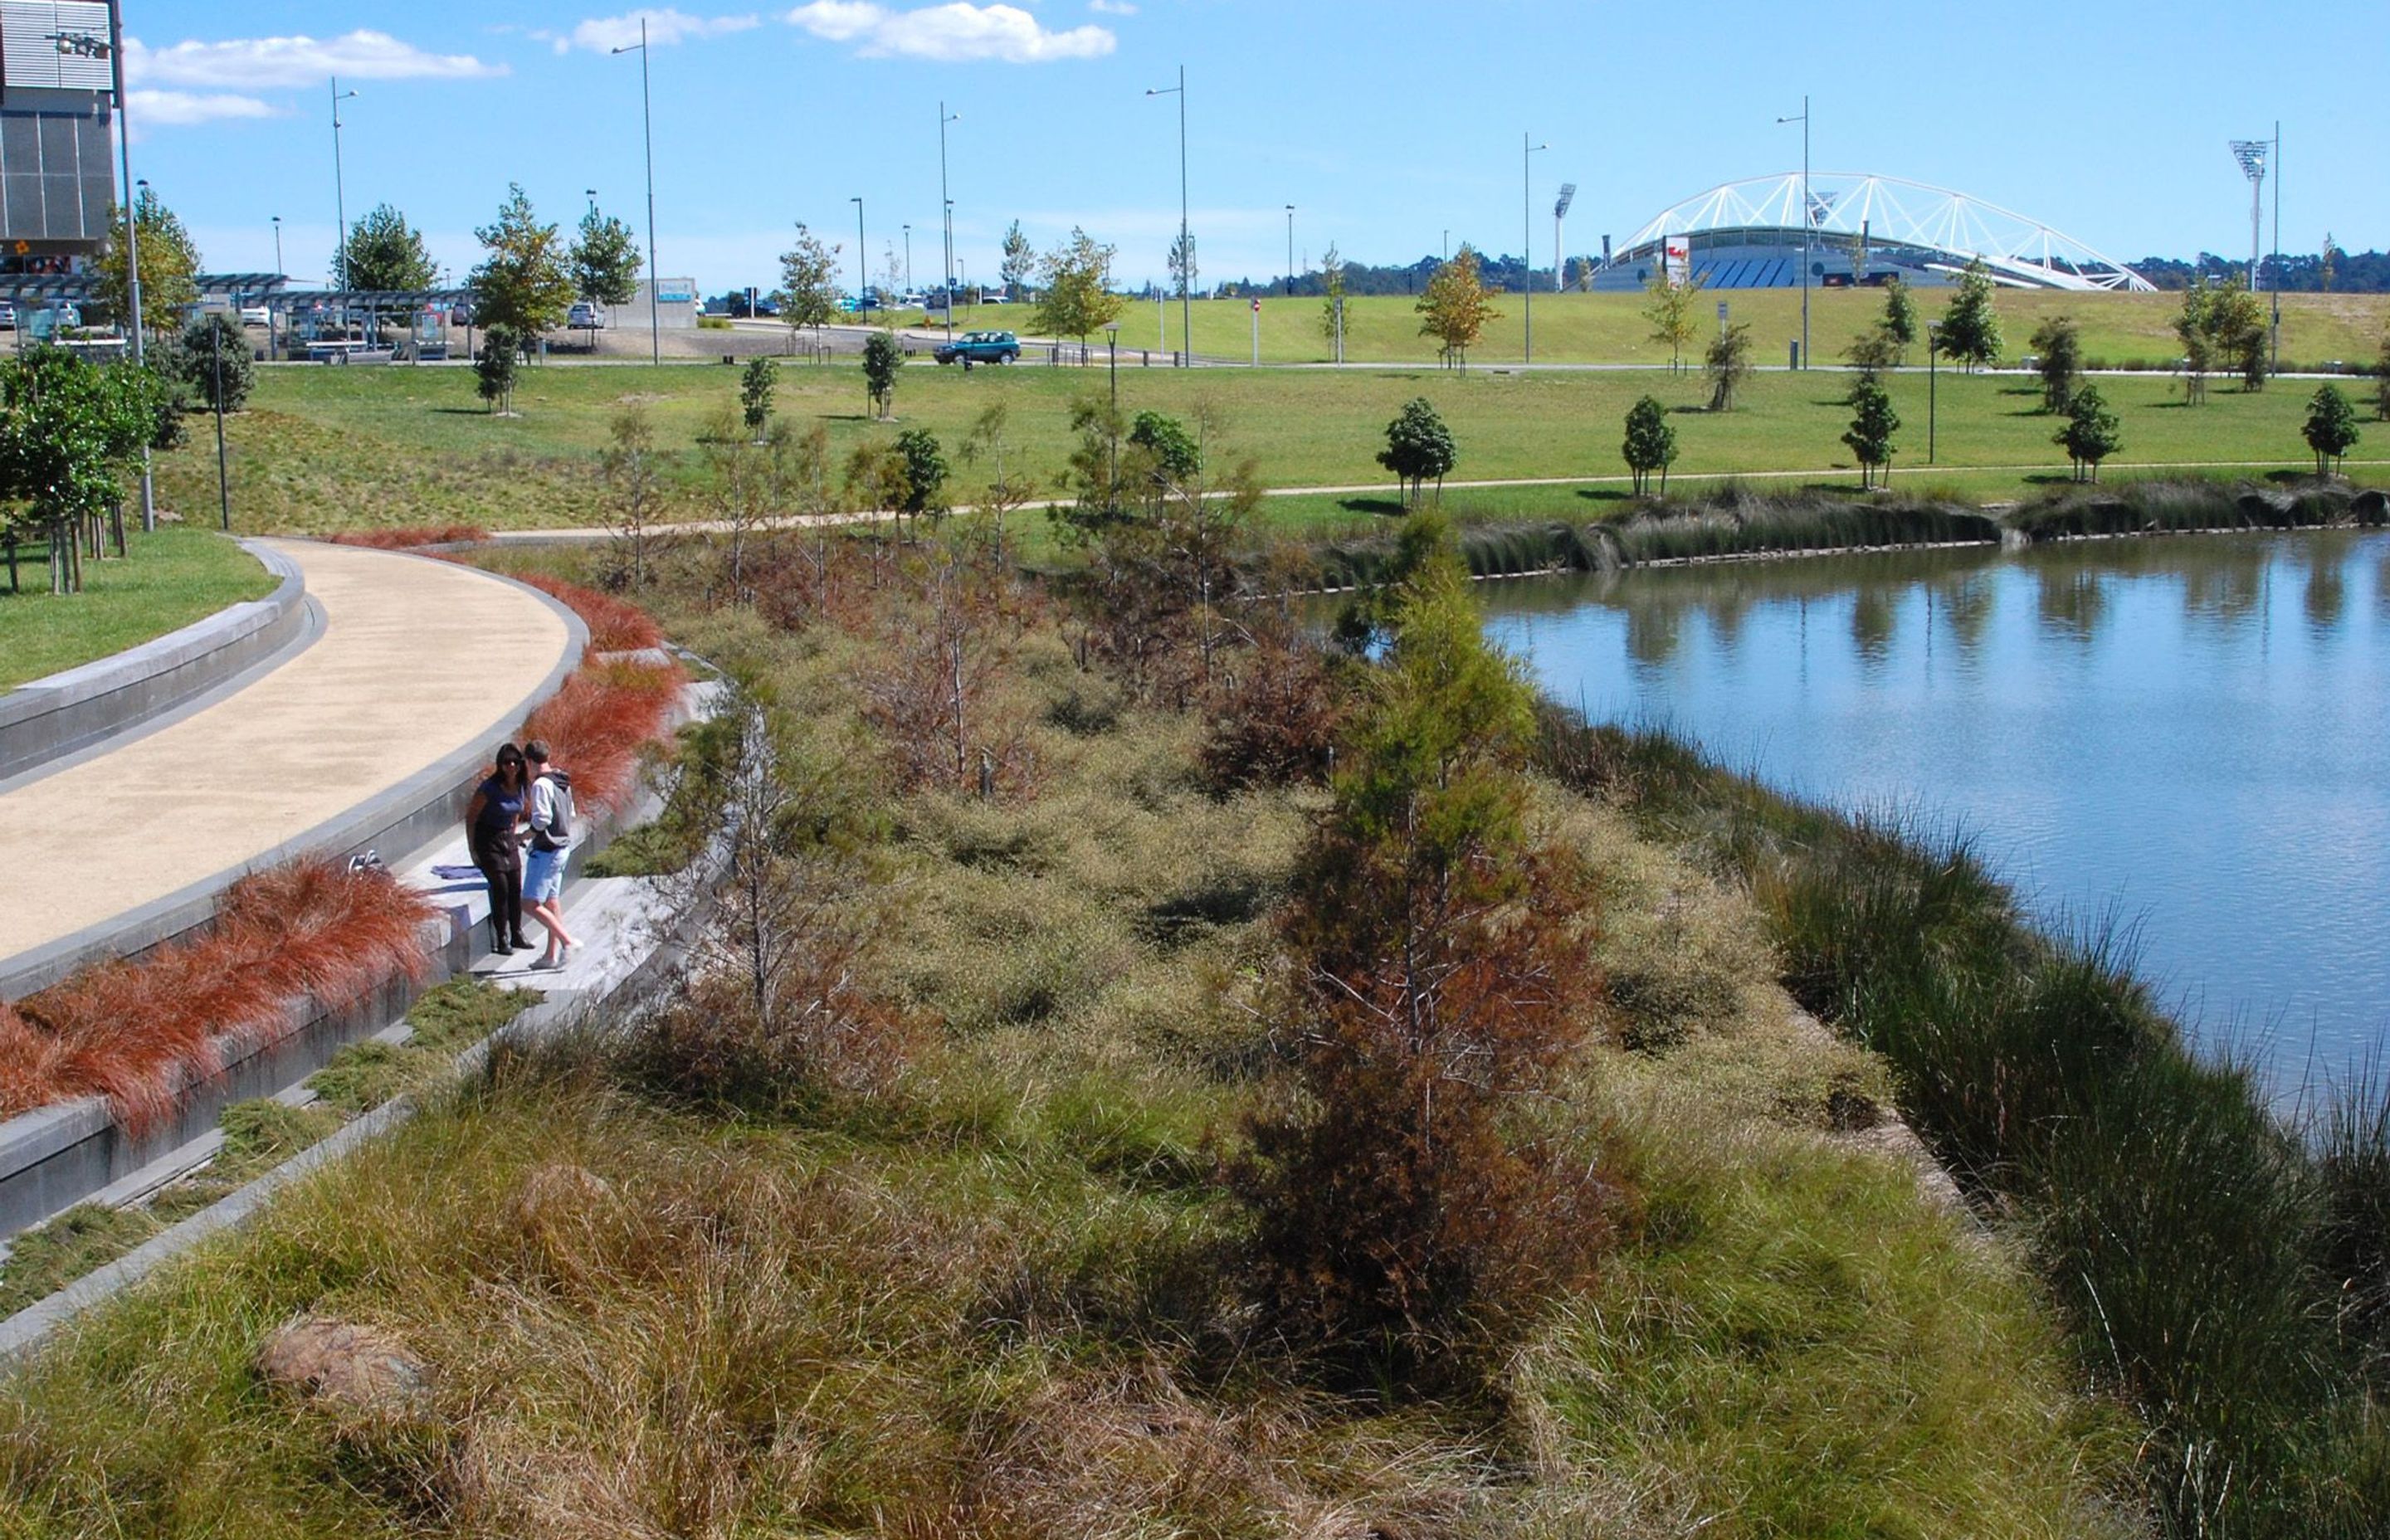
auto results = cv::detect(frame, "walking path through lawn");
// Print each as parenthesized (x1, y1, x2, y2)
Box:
(0, 540, 571, 972)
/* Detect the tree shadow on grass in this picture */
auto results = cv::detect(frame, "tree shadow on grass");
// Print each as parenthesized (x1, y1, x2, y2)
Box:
(1337, 495, 1408, 517)
(1572, 487, 1632, 506)
(2022, 472, 2079, 487)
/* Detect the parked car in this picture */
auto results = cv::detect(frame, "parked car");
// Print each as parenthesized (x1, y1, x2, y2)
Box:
(568, 301, 605, 329)
(933, 329, 1020, 368)
(239, 304, 270, 327)
(0, 303, 16, 331)
(448, 297, 474, 326)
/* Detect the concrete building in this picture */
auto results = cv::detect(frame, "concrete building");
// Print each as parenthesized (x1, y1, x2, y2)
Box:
(0, 0, 116, 272)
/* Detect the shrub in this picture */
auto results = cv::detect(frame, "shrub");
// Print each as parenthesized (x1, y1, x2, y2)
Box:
(175, 313, 253, 413)
(1198, 635, 1349, 792)
(326, 524, 490, 550)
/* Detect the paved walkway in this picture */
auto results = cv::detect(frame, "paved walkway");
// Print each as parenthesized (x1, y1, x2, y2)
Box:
(0, 540, 571, 970)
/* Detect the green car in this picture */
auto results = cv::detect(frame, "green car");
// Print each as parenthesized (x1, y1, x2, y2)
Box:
(934, 329, 1020, 367)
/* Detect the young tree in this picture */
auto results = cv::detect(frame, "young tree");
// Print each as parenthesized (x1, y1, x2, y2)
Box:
(1032, 227, 1125, 345)
(1935, 259, 2002, 371)
(2056, 383, 2122, 483)
(1378, 397, 1457, 508)
(178, 314, 254, 412)
(1000, 220, 1036, 299)
(599, 402, 669, 589)
(2377, 329, 2390, 422)
(1417, 247, 1499, 371)
(1128, 409, 1202, 490)
(777, 223, 842, 338)
(337, 202, 437, 291)
(470, 184, 575, 339)
(1842, 377, 1900, 489)
(2206, 280, 2269, 391)
(570, 205, 642, 311)
(0, 348, 163, 592)
(740, 357, 777, 439)
(2303, 384, 2360, 475)
(1844, 325, 1901, 381)
(1168, 229, 1198, 306)
(2029, 314, 2082, 414)
(2176, 278, 2217, 406)
(475, 325, 521, 414)
(893, 427, 949, 538)
(95, 186, 200, 337)
(1621, 394, 1676, 496)
(961, 401, 1035, 547)
(862, 329, 903, 420)
(1705, 321, 1753, 412)
(1641, 266, 1704, 373)
(1319, 241, 1349, 355)
(1881, 275, 1919, 358)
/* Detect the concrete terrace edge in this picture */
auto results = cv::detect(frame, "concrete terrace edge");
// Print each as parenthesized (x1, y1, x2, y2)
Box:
(0, 551, 591, 1000)
(0, 539, 309, 783)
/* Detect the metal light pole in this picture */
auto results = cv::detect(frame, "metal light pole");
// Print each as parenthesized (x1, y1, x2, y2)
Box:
(1284, 205, 1295, 296)
(2270, 120, 2281, 373)
(938, 103, 960, 339)
(612, 22, 661, 364)
(1523, 134, 1546, 363)
(210, 323, 231, 532)
(1927, 320, 1941, 465)
(1554, 183, 1576, 295)
(1144, 66, 1190, 368)
(1778, 96, 1810, 368)
(71, 4, 154, 530)
(903, 224, 912, 295)
(1105, 320, 1119, 411)
(271, 214, 283, 276)
(2230, 139, 2267, 294)
(330, 80, 357, 282)
(851, 197, 866, 314)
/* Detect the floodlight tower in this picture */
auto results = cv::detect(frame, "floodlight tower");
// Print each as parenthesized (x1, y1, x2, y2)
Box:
(1553, 183, 1577, 294)
(2230, 139, 2267, 292)
(1522, 133, 1546, 363)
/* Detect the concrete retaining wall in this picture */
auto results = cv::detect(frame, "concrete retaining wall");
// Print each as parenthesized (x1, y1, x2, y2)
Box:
(0, 539, 311, 784)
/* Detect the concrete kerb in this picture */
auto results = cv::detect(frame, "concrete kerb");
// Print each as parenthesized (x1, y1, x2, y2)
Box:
(0, 553, 591, 1001)
(0, 537, 310, 784)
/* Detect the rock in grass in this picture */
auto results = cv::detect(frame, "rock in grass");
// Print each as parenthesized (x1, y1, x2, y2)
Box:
(255, 1316, 430, 1418)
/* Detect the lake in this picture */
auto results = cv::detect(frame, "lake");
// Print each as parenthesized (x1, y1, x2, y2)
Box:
(1480, 531, 2390, 1084)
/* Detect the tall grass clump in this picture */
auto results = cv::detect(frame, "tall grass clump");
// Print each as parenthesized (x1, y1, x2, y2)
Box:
(2007, 477, 2376, 542)
(1541, 712, 2390, 1535)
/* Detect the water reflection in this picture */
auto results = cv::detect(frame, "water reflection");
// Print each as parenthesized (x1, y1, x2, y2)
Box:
(1483, 531, 2390, 1085)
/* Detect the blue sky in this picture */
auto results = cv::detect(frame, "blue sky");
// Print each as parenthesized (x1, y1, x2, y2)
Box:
(119, 1, 2390, 295)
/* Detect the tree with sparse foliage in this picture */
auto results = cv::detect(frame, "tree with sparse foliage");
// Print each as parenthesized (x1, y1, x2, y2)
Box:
(570, 204, 642, 311)
(777, 223, 842, 336)
(1845, 325, 1901, 381)
(1642, 266, 1704, 373)
(600, 403, 669, 588)
(2377, 330, 2390, 422)
(476, 326, 521, 414)
(1319, 242, 1349, 355)
(1000, 220, 1035, 299)
(95, 186, 200, 338)
(862, 330, 902, 420)
(1168, 229, 1197, 308)
(1705, 321, 1753, 411)
(2029, 314, 2082, 414)
(1378, 397, 1457, 507)
(470, 185, 575, 339)
(2176, 278, 2218, 406)
(1033, 227, 1125, 345)
(178, 314, 253, 412)
(1417, 247, 1499, 371)
(1881, 275, 1918, 356)
(1842, 377, 1899, 489)
(2056, 383, 2121, 482)
(1622, 395, 1676, 497)
(336, 202, 437, 292)
(2205, 279, 2269, 391)
(1935, 259, 2002, 370)
(2304, 385, 2360, 475)
(741, 357, 777, 438)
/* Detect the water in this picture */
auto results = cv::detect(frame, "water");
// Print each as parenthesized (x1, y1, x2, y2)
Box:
(1480, 532, 2390, 1084)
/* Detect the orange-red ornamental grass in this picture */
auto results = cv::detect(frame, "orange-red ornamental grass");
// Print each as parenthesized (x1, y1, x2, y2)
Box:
(518, 659, 686, 812)
(508, 573, 665, 653)
(0, 857, 436, 1133)
(327, 524, 490, 550)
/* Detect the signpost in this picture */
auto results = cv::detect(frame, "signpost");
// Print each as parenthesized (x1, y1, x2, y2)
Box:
(1251, 295, 1261, 367)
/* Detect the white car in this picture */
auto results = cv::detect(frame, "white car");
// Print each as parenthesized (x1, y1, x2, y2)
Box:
(567, 301, 605, 329)
(239, 305, 270, 327)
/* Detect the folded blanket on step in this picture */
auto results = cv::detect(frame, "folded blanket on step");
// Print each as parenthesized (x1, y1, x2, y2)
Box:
(432, 864, 485, 882)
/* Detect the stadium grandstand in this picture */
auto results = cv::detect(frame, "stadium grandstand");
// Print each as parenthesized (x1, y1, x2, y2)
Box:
(1594, 173, 2154, 293)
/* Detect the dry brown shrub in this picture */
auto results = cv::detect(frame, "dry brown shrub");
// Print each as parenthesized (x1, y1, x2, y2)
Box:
(1200, 632, 1353, 792)
(854, 546, 1039, 798)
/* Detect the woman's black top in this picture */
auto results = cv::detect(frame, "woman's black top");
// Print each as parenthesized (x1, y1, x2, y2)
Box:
(471, 774, 524, 870)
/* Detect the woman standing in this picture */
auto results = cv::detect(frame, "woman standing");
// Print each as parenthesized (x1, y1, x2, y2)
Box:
(463, 742, 532, 954)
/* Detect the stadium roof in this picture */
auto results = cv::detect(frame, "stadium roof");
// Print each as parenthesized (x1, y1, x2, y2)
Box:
(1616, 173, 2154, 293)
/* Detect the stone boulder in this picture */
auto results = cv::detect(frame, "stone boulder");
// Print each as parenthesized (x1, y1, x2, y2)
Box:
(256, 1315, 431, 1418)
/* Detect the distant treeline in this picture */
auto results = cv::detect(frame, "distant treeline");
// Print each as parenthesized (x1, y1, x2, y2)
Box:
(1163, 248, 2390, 299)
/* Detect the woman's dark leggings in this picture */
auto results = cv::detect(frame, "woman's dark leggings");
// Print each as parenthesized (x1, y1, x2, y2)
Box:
(479, 858, 524, 945)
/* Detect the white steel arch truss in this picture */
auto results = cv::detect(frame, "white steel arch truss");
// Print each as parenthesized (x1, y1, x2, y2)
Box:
(1617, 173, 2154, 292)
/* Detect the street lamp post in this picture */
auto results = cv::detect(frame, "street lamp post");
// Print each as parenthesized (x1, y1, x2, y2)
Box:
(611, 21, 661, 364)
(850, 197, 866, 316)
(1927, 320, 1942, 465)
(1105, 320, 1119, 411)
(330, 79, 358, 285)
(1778, 95, 1810, 369)
(1144, 66, 1190, 368)
(938, 103, 960, 339)
(271, 214, 283, 276)
(903, 224, 912, 295)
(1284, 205, 1295, 296)
(210, 322, 231, 532)
(1523, 134, 1546, 363)
(64, 4, 156, 529)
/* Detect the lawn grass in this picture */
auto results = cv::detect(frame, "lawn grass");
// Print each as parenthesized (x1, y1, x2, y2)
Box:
(0, 537, 2136, 1535)
(157, 357, 2383, 543)
(0, 526, 275, 691)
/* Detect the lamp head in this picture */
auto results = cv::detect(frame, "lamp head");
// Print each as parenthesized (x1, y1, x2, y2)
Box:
(2230, 139, 2268, 181)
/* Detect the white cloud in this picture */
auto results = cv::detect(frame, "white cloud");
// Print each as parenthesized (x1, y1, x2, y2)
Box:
(550, 10, 763, 53)
(124, 30, 506, 91)
(128, 89, 278, 127)
(1088, 0, 1135, 12)
(784, 2, 1115, 61)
